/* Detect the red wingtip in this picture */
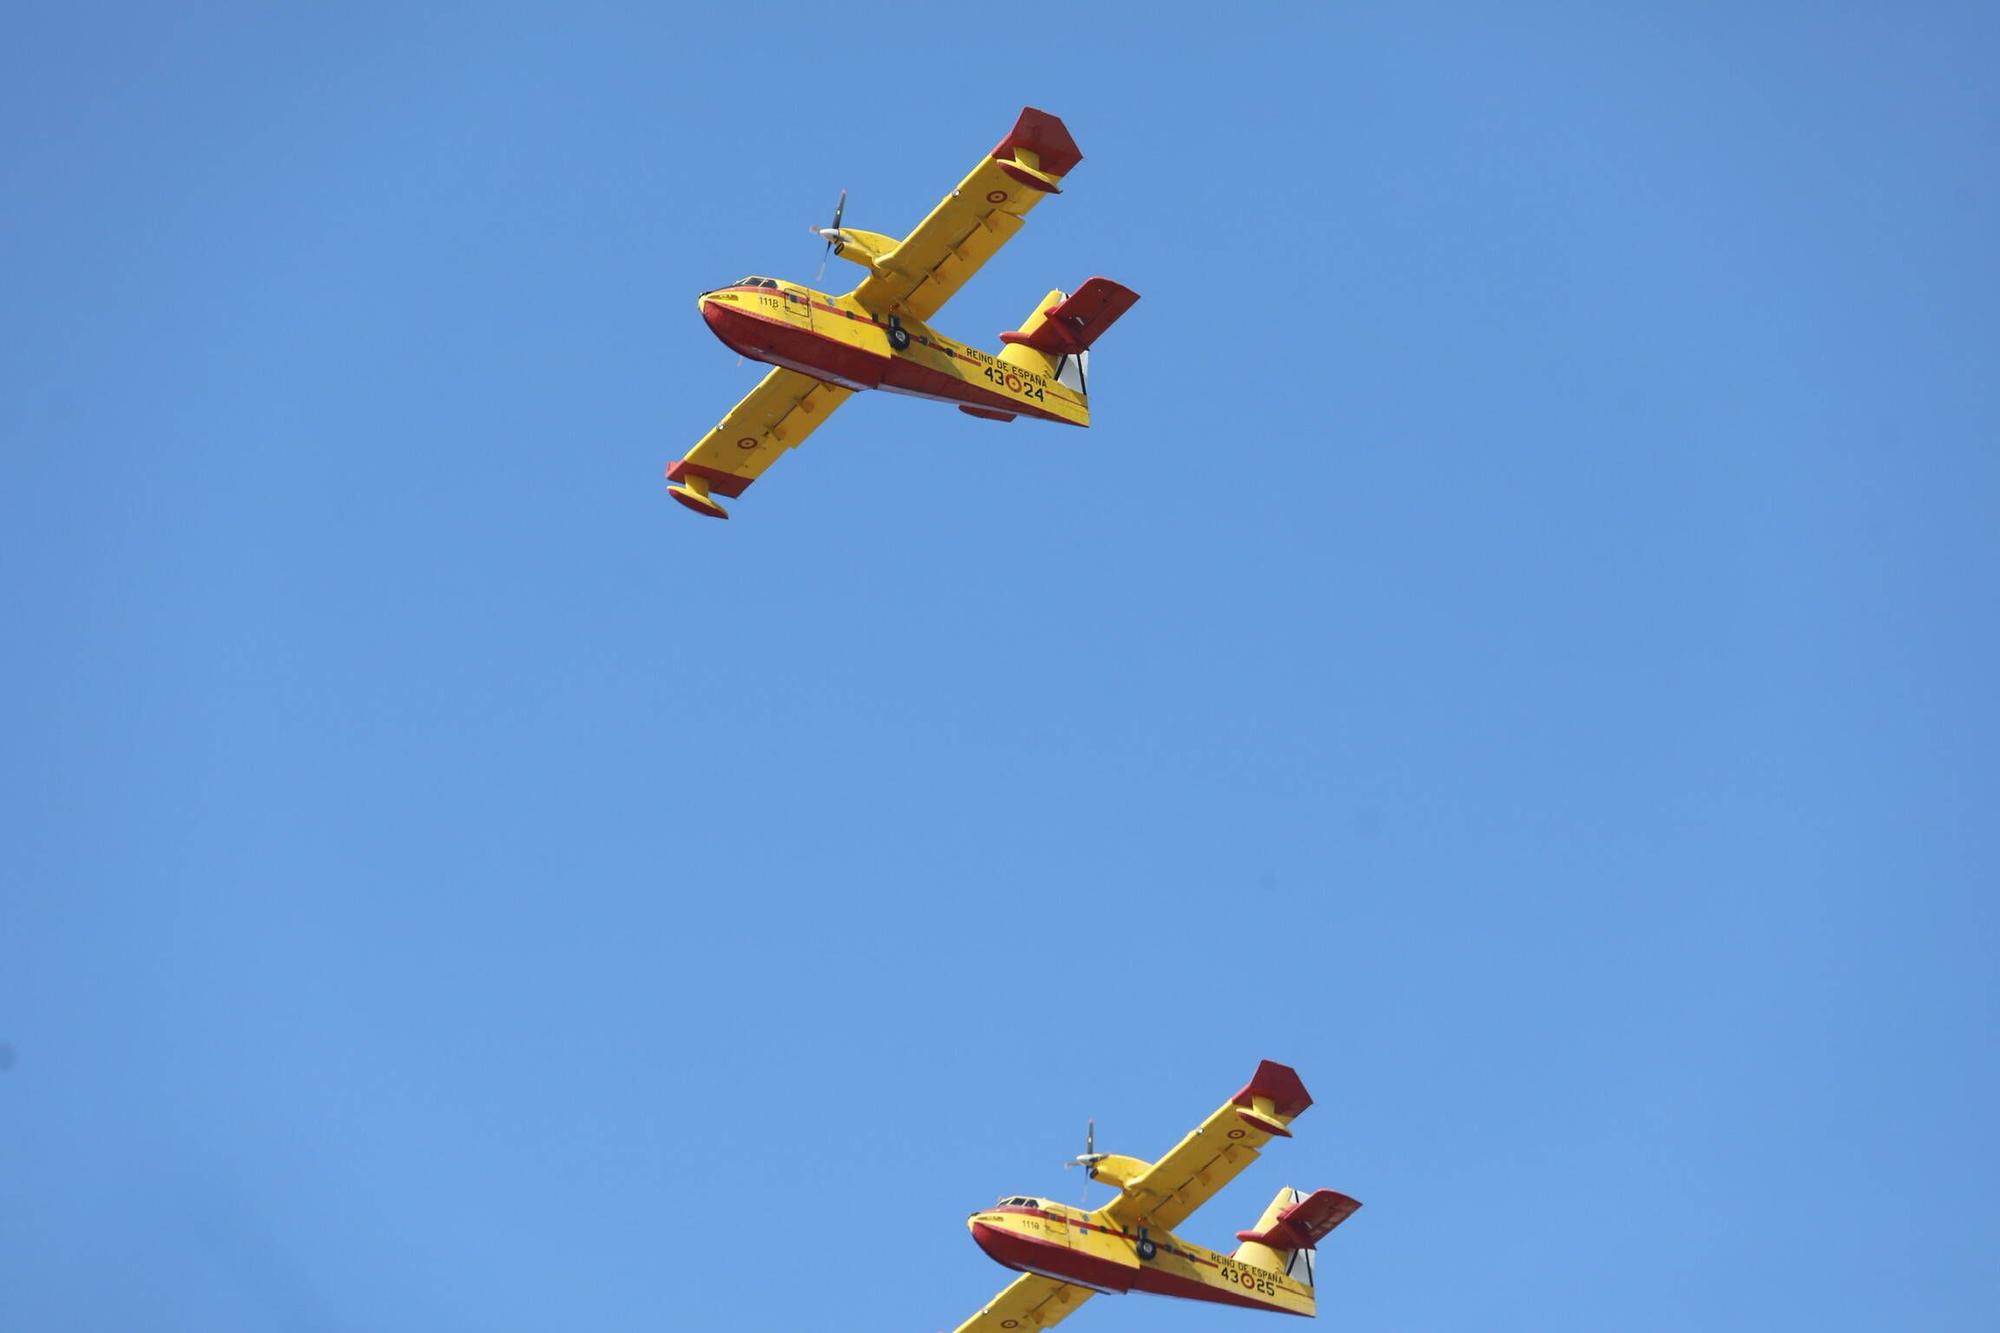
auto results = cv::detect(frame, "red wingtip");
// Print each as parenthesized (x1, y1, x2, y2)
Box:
(666, 459, 754, 499)
(993, 107, 1083, 178)
(1232, 1060, 1312, 1120)
(668, 486, 729, 519)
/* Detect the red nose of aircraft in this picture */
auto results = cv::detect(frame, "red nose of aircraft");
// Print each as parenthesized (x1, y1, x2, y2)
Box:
(697, 292, 752, 357)
(968, 1205, 1051, 1272)
(969, 1215, 1010, 1265)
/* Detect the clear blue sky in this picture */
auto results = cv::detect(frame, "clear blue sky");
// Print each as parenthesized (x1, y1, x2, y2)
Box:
(4, 4, 1996, 1329)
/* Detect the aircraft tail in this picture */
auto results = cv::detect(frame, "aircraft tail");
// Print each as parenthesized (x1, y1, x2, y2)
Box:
(1230, 1186, 1362, 1291)
(995, 277, 1140, 400)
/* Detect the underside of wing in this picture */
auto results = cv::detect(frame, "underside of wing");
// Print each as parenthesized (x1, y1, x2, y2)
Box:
(952, 1274, 1095, 1333)
(1098, 1061, 1314, 1234)
(851, 108, 1082, 324)
(666, 367, 851, 518)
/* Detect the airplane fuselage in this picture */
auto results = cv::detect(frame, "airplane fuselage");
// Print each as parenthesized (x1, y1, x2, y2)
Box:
(967, 1198, 1315, 1317)
(697, 279, 1087, 427)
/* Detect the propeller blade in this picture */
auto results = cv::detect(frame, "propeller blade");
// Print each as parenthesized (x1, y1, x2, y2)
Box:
(1081, 1118, 1094, 1207)
(815, 190, 847, 282)
(1065, 1116, 1101, 1207)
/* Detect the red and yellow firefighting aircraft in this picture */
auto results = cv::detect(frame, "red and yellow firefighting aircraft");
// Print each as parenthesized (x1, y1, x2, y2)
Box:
(666, 107, 1139, 518)
(951, 1061, 1361, 1333)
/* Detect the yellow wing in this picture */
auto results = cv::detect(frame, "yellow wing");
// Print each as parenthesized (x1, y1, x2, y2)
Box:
(665, 368, 851, 519)
(1097, 1061, 1314, 1234)
(850, 107, 1083, 323)
(950, 1274, 1095, 1333)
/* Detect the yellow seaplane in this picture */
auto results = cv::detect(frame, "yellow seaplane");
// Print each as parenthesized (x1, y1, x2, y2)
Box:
(952, 1061, 1361, 1333)
(667, 106, 1139, 518)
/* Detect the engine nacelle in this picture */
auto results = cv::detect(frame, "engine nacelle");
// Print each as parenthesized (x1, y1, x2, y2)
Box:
(1087, 1153, 1153, 1189)
(818, 226, 900, 274)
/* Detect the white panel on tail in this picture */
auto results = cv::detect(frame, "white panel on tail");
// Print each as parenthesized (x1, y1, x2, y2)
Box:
(1055, 348, 1089, 395)
(1288, 1240, 1316, 1288)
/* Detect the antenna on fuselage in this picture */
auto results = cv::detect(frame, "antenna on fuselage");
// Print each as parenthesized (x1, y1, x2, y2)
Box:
(1062, 1118, 1103, 1208)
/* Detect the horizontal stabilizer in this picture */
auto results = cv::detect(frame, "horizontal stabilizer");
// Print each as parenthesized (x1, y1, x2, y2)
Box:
(1234, 1188, 1361, 1251)
(999, 278, 1139, 356)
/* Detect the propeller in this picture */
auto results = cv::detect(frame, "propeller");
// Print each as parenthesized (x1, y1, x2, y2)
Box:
(812, 188, 847, 281)
(1062, 1119, 1105, 1206)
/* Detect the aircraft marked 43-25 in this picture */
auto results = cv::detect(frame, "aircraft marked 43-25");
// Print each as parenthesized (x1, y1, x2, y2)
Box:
(944, 1061, 1362, 1333)
(666, 107, 1140, 520)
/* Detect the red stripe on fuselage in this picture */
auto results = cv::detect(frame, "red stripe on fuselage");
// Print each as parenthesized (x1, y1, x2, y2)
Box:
(699, 301, 1074, 424)
(971, 1216, 1294, 1315)
(992, 1208, 1218, 1268)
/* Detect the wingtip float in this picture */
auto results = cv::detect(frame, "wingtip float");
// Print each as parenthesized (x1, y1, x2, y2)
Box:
(948, 1061, 1361, 1333)
(665, 107, 1139, 520)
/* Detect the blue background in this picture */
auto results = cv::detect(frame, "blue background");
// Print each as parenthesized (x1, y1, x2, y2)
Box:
(4, 4, 1996, 1328)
